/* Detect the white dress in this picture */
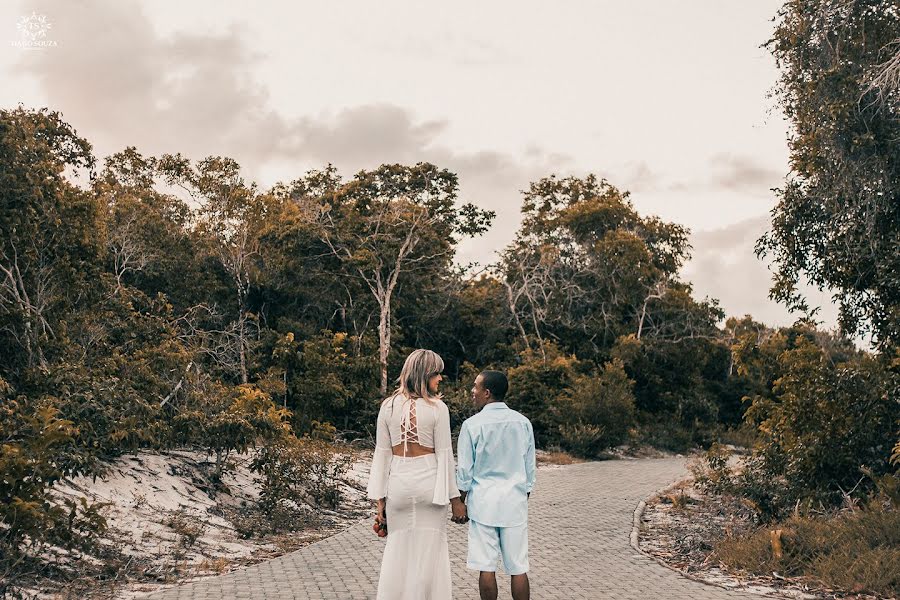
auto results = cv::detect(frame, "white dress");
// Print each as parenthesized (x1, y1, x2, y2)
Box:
(366, 394, 459, 600)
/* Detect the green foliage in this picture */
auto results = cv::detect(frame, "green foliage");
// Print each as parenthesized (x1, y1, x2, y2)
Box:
(612, 333, 729, 448)
(250, 436, 353, 516)
(690, 443, 736, 496)
(173, 383, 290, 478)
(736, 337, 897, 519)
(557, 359, 636, 457)
(0, 107, 102, 372)
(759, 0, 900, 349)
(288, 330, 380, 435)
(506, 345, 586, 446)
(500, 174, 706, 359)
(442, 361, 481, 432)
(0, 388, 108, 572)
(558, 424, 607, 459)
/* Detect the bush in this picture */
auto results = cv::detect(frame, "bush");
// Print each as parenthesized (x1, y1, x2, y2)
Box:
(250, 436, 353, 520)
(556, 359, 636, 457)
(690, 443, 735, 495)
(738, 341, 897, 518)
(288, 330, 380, 435)
(715, 506, 900, 597)
(559, 424, 606, 458)
(443, 361, 480, 433)
(173, 382, 290, 479)
(0, 388, 109, 588)
(635, 417, 696, 452)
(506, 344, 587, 446)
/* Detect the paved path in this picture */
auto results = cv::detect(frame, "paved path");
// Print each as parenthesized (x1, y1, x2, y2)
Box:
(148, 458, 760, 599)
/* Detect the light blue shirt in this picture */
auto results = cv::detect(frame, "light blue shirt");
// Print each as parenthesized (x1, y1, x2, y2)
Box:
(456, 402, 536, 527)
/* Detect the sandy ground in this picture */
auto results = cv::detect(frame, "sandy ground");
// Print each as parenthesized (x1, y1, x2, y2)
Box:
(31, 447, 374, 599)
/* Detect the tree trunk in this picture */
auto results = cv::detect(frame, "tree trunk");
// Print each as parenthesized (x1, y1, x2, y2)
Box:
(378, 299, 390, 396)
(503, 280, 531, 351)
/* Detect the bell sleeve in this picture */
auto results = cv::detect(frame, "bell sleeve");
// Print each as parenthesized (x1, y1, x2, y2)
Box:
(366, 403, 393, 500)
(432, 401, 461, 505)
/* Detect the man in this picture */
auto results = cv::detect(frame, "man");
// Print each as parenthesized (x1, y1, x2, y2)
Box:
(455, 370, 536, 600)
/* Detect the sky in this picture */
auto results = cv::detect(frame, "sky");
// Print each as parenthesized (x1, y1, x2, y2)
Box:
(0, 0, 841, 330)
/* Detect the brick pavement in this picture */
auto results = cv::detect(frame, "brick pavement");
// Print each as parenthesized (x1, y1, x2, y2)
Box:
(147, 458, 762, 599)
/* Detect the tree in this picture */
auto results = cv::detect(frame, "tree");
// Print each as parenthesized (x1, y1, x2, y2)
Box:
(260, 167, 368, 340)
(760, 0, 900, 350)
(94, 147, 212, 311)
(158, 154, 278, 384)
(739, 337, 897, 517)
(556, 358, 636, 456)
(499, 174, 712, 362)
(299, 163, 493, 394)
(0, 108, 100, 373)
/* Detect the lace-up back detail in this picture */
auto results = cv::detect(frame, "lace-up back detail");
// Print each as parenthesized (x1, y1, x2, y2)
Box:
(381, 394, 437, 449)
(367, 393, 460, 505)
(400, 395, 420, 452)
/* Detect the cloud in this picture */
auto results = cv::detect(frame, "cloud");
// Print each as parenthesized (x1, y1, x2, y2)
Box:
(9, 0, 569, 266)
(617, 161, 662, 193)
(682, 216, 840, 329)
(378, 31, 520, 67)
(665, 153, 783, 197)
(13, 0, 286, 166)
(289, 104, 450, 168)
(708, 153, 783, 192)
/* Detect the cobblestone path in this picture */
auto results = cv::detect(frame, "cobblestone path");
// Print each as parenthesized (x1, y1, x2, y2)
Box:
(148, 458, 761, 599)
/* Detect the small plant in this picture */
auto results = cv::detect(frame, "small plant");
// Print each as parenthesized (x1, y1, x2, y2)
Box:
(164, 509, 206, 549)
(132, 492, 147, 510)
(250, 435, 353, 530)
(559, 424, 606, 459)
(690, 442, 735, 496)
(667, 488, 692, 510)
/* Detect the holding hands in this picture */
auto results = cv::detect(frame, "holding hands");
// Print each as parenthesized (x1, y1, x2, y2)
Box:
(450, 497, 468, 524)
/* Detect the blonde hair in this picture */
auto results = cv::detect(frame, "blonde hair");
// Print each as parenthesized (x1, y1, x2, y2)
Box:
(394, 349, 444, 401)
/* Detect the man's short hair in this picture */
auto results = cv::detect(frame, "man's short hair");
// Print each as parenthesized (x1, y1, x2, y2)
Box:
(480, 370, 509, 400)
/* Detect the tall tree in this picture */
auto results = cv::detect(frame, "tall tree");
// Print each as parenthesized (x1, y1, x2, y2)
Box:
(158, 154, 277, 384)
(759, 0, 900, 350)
(302, 163, 493, 394)
(0, 108, 100, 374)
(499, 174, 713, 361)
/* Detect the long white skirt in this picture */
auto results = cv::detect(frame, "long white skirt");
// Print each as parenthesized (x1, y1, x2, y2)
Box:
(377, 453, 452, 600)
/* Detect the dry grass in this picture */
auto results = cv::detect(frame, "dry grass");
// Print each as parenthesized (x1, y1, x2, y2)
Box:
(715, 506, 900, 598)
(536, 449, 583, 465)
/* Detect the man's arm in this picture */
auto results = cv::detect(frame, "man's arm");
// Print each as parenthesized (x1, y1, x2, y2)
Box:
(456, 421, 475, 495)
(524, 420, 536, 498)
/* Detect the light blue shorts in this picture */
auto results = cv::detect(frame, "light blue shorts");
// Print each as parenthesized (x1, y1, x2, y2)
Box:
(467, 520, 529, 575)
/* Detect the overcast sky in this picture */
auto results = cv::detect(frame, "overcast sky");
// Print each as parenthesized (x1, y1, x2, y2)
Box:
(0, 0, 841, 329)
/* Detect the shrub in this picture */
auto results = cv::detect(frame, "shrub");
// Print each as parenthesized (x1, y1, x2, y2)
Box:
(559, 424, 606, 458)
(442, 361, 480, 433)
(506, 345, 586, 446)
(738, 341, 896, 518)
(250, 436, 353, 521)
(556, 359, 636, 457)
(635, 417, 695, 452)
(690, 442, 735, 495)
(0, 389, 109, 586)
(173, 381, 290, 479)
(715, 506, 900, 597)
(289, 330, 380, 435)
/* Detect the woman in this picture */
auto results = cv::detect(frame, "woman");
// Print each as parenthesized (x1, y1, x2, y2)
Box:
(367, 349, 465, 599)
